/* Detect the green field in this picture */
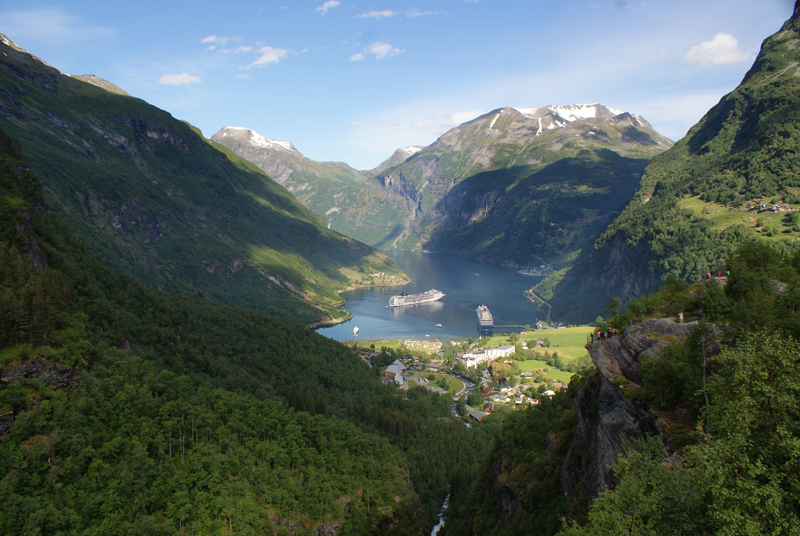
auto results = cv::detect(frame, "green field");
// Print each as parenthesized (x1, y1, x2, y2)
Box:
(484, 325, 593, 361)
(679, 195, 800, 243)
(515, 360, 575, 384)
(424, 373, 464, 396)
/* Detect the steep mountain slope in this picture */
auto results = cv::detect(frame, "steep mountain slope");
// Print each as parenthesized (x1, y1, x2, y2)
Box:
(370, 104, 672, 255)
(0, 33, 406, 325)
(541, 4, 800, 323)
(447, 235, 800, 534)
(210, 126, 369, 226)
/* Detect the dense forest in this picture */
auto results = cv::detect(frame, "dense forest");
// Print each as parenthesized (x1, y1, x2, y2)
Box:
(0, 129, 497, 534)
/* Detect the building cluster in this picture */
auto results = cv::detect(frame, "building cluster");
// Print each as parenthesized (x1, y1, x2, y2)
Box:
(402, 339, 442, 352)
(457, 344, 515, 368)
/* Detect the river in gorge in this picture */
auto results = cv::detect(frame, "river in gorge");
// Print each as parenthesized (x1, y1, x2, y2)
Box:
(317, 250, 545, 343)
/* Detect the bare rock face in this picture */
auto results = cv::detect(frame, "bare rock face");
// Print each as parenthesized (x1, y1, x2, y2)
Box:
(562, 318, 693, 506)
(0, 356, 80, 442)
(561, 371, 661, 502)
(588, 318, 694, 385)
(0, 355, 79, 390)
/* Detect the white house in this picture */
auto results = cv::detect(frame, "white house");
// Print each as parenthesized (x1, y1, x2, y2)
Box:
(459, 344, 516, 368)
(485, 345, 515, 359)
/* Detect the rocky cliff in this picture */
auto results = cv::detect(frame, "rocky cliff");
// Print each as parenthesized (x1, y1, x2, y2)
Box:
(561, 318, 693, 513)
(0, 356, 81, 442)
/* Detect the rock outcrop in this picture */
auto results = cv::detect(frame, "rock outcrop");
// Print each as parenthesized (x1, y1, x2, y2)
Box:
(561, 318, 694, 507)
(0, 356, 80, 442)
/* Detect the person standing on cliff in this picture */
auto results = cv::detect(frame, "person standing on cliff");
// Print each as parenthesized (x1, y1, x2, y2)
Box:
(679, 312, 684, 323)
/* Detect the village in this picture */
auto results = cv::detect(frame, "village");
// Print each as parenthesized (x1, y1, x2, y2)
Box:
(353, 326, 593, 422)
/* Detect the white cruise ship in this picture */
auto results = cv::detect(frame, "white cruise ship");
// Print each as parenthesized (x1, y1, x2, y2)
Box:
(388, 289, 445, 307)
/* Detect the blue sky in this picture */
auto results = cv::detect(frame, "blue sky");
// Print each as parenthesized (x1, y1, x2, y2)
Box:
(1, 0, 795, 169)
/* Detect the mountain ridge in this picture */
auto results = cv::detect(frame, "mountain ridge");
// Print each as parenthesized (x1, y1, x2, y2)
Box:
(216, 103, 673, 270)
(0, 32, 406, 325)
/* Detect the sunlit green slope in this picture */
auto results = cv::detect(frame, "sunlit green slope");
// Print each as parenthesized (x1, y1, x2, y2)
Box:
(0, 34, 405, 325)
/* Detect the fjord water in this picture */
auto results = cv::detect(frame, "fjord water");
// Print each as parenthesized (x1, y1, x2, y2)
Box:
(317, 250, 544, 343)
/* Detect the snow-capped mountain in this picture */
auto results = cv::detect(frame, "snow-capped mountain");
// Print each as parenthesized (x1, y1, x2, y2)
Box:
(210, 126, 371, 218)
(215, 104, 673, 256)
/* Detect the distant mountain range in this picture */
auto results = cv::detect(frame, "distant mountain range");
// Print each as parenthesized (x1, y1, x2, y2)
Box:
(214, 103, 674, 297)
(0, 33, 406, 325)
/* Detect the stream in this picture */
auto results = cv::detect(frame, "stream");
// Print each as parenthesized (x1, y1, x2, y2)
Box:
(432, 376, 475, 534)
(431, 494, 451, 535)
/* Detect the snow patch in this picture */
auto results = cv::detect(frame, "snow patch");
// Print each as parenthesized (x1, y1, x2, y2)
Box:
(515, 103, 626, 123)
(400, 146, 422, 155)
(488, 113, 500, 130)
(220, 127, 298, 153)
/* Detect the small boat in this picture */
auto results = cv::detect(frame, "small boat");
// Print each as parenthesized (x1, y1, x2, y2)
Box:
(436, 323, 442, 328)
(353, 326, 359, 336)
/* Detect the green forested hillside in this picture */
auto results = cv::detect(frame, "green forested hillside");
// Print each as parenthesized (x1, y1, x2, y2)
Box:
(0, 34, 405, 326)
(0, 129, 493, 534)
(562, 242, 800, 535)
(448, 240, 800, 535)
(542, 5, 800, 323)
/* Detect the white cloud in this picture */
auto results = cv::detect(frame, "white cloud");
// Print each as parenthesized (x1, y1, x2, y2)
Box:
(234, 46, 253, 53)
(201, 35, 238, 45)
(349, 110, 483, 135)
(247, 46, 289, 68)
(1, 8, 116, 43)
(363, 42, 404, 60)
(158, 73, 202, 86)
(350, 53, 366, 62)
(406, 9, 446, 17)
(236, 73, 249, 79)
(355, 10, 397, 19)
(683, 33, 753, 66)
(354, 8, 444, 19)
(430, 110, 486, 131)
(316, 1, 340, 15)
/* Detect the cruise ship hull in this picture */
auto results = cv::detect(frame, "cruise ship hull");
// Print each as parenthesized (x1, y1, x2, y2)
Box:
(476, 305, 493, 335)
(389, 289, 445, 307)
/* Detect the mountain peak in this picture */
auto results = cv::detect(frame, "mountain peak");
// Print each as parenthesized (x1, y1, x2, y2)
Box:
(71, 74, 129, 96)
(371, 145, 424, 173)
(215, 126, 300, 154)
(514, 103, 626, 122)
